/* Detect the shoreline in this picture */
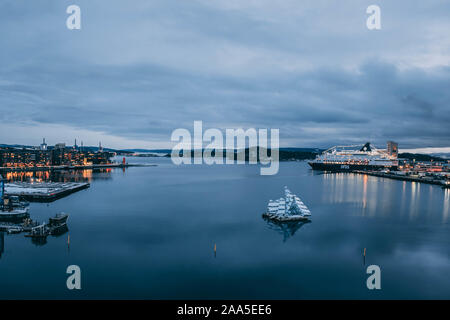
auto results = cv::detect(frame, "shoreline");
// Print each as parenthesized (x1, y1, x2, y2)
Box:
(0, 163, 156, 173)
(352, 170, 450, 188)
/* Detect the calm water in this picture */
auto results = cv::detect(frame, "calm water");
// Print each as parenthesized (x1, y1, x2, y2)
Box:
(1, 157, 449, 299)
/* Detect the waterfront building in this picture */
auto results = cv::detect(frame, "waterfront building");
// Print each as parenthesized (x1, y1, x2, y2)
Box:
(387, 141, 399, 158)
(0, 141, 114, 168)
(0, 148, 51, 168)
(40, 138, 48, 151)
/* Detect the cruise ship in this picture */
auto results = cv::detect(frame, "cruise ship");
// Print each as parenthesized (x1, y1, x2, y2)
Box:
(308, 142, 398, 172)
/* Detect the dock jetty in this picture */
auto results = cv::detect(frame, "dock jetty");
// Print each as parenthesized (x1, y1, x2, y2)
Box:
(4, 182, 90, 202)
(353, 170, 450, 188)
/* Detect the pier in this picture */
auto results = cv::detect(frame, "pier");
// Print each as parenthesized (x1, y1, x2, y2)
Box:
(4, 182, 90, 202)
(353, 170, 450, 188)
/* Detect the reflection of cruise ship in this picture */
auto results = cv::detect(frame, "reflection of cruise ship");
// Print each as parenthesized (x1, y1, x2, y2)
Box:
(308, 142, 398, 172)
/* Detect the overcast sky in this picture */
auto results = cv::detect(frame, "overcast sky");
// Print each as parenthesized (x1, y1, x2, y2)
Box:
(0, 0, 449, 151)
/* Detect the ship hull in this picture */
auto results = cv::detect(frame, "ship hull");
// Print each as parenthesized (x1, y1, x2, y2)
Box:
(262, 212, 310, 222)
(308, 162, 397, 172)
(49, 215, 69, 226)
(0, 210, 29, 221)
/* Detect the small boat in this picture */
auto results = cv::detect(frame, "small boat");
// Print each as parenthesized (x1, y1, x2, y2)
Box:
(0, 207, 29, 221)
(262, 187, 312, 222)
(8, 196, 30, 208)
(48, 213, 69, 226)
(7, 227, 23, 234)
(25, 223, 49, 239)
(1, 193, 30, 221)
(21, 218, 40, 232)
(0, 222, 24, 233)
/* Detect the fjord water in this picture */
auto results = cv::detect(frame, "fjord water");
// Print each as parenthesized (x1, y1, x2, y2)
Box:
(0, 157, 449, 299)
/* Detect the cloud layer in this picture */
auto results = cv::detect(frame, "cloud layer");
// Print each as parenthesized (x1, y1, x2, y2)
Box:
(0, 0, 449, 149)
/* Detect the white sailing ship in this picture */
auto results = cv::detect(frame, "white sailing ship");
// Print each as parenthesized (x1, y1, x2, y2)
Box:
(263, 187, 311, 222)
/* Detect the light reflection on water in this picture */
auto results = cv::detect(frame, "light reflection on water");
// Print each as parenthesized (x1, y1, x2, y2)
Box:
(444, 189, 450, 223)
(321, 171, 448, 223)
(4, 168, 113, 183)
(0, 159, 449, 299)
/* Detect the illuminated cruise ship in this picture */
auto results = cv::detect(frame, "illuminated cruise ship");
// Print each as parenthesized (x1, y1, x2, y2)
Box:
(308, 142, 398, 172)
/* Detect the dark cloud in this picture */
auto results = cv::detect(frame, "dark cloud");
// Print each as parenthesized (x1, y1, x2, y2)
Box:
(0, 0, 449, 149)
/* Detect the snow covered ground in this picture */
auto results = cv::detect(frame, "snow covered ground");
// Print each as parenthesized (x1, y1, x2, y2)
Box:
(5, 182, 87, 195)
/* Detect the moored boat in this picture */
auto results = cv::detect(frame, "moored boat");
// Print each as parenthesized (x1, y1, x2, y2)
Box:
(1, 183, 30, 221)
(0, 207, 29, 221)
(9, 195, 30, 208)
(48, 212, 69, 226)
(7, 227, 23, 234)
(25, 223, 49, 239)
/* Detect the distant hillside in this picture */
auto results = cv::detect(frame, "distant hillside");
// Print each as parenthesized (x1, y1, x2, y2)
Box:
(278, 148, 320, 161)
(121, 149, 171, 154)
(115, 147, 322, 155)
(0, 144, 34, 149)
(278, 147, 323, 153)
(166, 147, 320, 161)
(398, 153, 446, 162)
(429, 153, 450, 159)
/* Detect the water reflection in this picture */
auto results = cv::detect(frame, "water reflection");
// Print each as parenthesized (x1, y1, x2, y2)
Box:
(362, 174, 368, 209)
(262, 216, 311, 242)
(444, 189, 449, 223)
(4, 168, 113, 183)
(50, 224, 69, 237)
(0, 232, 4, 259)
(0, 159, 448, 299)
(321, 172, 449, 223)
